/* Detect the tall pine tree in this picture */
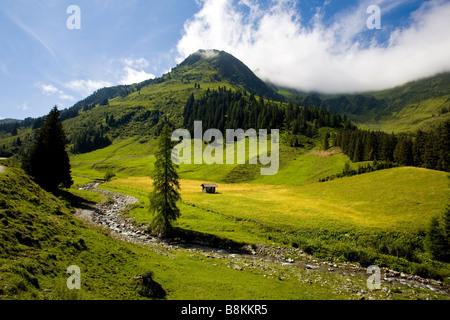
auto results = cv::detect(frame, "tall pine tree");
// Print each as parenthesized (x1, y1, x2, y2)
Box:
(323, 132, 330, 151)
(23, 106, 73, 190)
(148, 124, 181, 237)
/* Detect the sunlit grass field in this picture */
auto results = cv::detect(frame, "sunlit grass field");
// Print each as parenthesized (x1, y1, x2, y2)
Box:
(70, 137, 450, 281)
(104, 167, 448, 235)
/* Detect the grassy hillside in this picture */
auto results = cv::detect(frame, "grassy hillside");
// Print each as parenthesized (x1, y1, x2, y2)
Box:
(0, 166, 157, 299)
(69, 127, 367, 186)
(4, 163, 414, 300)
(354, 72, 450, 132)
(280, 72, 450, 133)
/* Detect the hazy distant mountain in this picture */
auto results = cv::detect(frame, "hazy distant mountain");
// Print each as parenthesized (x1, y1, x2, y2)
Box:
(0, 118, 20, 124)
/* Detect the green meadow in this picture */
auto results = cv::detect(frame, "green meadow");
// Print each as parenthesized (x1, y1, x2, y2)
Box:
(102, 167, 448, 247)
(4, 165, 428, 301)
(77, 137, 450, 282)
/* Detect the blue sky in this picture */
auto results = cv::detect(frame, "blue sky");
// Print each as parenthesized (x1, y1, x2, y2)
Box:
(1, 0, 450, 120)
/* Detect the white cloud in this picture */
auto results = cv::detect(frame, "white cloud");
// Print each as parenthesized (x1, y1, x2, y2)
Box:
(123, 57, 150, 69)
(55, 58, 155, 99)
(64, 79, 113, 97)
(58, 93, 75, 101)
(177, 0, 450, 93)
(36, 83, 59, 95)
(120, 67, 155, 85)
(119, 58, 155, 85)
(36, 82, 75, 101)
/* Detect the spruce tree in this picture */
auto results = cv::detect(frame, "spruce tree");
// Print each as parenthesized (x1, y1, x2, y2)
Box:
(394, 136, 413, 166)
(148, 124, 181, 237)
(427, 215, 449, 262)
(438, 121, 450, 172)
(323, 132, 330, 151)
(443, 204, 450, 246)
(413, 130, 426, 167)
(23, 106, 73, 190)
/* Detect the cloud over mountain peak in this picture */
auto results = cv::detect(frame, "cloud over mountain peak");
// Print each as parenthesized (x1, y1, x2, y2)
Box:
(177, 0, 450, 93)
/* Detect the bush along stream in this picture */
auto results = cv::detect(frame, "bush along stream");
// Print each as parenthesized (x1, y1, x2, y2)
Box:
(74, 181, 450, 299)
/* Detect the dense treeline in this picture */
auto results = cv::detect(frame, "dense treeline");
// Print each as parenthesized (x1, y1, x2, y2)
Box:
(294, 94, 388, 116)
(319, 161, 398, 182)
(70, 126, 111, 154)
(0, 103, 98, 135)
(334, 120, 450, 172)
(183, 87, 354, 135)
(105, 108, 161, 130)
(0, 121, 19, 136)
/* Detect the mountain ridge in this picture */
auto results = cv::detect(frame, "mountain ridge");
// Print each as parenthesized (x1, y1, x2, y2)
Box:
(278, 72, 450, 132)
(1, 50, 450, 145)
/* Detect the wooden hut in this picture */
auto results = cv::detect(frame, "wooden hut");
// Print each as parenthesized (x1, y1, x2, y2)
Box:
(201, 183, 218, 194)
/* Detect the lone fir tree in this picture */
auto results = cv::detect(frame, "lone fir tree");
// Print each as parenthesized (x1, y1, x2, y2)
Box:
(148, 124, 181, 236)
(23, 106, 73, 190)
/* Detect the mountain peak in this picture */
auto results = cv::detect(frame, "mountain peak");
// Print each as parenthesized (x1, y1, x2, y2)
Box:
(178, 49, 280, 100)
(194, 49, 221, 59)
(179, 49, 227, 66)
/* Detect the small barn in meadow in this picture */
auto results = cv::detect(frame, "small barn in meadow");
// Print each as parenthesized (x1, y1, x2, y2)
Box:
(201, 183, 218, 194)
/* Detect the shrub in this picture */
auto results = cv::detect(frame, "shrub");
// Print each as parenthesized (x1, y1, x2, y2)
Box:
(412, 263, 442, 281)
(104, 169, 116, 182)
(133, 271, 166, 299)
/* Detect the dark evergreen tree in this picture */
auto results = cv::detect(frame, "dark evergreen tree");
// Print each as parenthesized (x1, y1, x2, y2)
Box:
(443, 203, 450, 248)
(323, 132, 330, 151)
(422, 132, 439, 169)
(427, 214, 450, 262)
(23, 106, 73, 190)
(148, 124, 181, 237)
(11, 123, 18, 136)
(394, 135, 414, 166)
(412, 129, 426, 167)
(437, 121, 450, 172)
(71, 126, 111, 154)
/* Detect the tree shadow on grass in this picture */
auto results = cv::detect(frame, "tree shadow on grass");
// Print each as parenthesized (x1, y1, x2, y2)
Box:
(53, 188, 97, 209)
(162, 227, 254, 254)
